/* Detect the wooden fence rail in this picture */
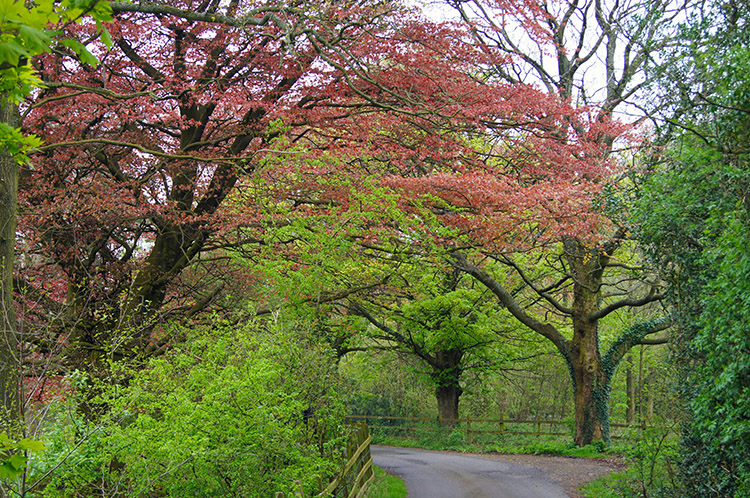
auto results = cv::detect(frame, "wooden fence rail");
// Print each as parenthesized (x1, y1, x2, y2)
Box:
(347, 414, 653, 441)
(277, 422, 374, 498)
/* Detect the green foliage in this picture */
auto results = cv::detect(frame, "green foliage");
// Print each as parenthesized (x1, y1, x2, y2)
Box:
(35, 320, 348, 498)
(0, 0, 112, 62)
(581, 426, 682, 498)
(395, 288, 496, 353)
(0, 432, 45, 480)
(0, 121, 41, 164)
(681, 215, 750, 498)
(635, 3, 750, 495)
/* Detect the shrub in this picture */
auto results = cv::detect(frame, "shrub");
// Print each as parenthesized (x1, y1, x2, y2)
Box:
(36, 320, 348, 498)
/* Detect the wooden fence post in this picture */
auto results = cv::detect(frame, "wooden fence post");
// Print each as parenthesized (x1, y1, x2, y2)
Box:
(294, 480, 305, 497)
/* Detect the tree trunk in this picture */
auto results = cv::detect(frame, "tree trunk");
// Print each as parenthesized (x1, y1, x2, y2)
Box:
(638, 346, 645, 422)
(570, 358, 611, 446)
(432, 348, 463, 426)
(646, 367, 654, 425)
(0, 100, 20, 428)
(626, 355, 635, 424)
(565, 239, 611, 446)
(435, 383, 461, 426)
(568, 310, 611, 445)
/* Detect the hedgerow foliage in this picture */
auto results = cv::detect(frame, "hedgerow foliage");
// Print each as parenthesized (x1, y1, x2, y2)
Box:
(34, 320, 347, 498)
(636, 3, 750, 495)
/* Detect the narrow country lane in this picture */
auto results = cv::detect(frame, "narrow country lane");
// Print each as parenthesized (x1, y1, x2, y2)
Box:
(371, 446, 570, 498)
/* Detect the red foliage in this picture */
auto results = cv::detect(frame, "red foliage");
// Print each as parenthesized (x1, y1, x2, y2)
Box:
(16, 0, 631, 362)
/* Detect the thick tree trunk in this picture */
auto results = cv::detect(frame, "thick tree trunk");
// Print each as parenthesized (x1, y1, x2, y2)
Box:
(565, 239, 611, 446)
(0, 100, 20, 428)
(646, 367, 654, 425)
(569, 313, 611, 445)
(626, 355, 636, 424)
(570, 356, 611, 446)
(432, 349, 463, 426)
(435, 383, 462, 426)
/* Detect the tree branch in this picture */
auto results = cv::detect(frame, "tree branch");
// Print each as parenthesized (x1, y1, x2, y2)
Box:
(110, 1, 293, 29)
(590, 288, 665, 321)
(602, 316, 673, 371)
(493, 254, 573, 315)
(450, 252, 570, 356)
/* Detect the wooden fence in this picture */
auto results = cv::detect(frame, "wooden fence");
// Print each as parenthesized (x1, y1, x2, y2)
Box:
(347, 414, 651, 442)
(277, 422, 374, 498)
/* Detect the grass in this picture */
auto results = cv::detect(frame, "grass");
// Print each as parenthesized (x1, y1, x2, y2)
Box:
(580, 470, 631, 498)
(371, 426, 625, 459)
(365, 466, 408, 498)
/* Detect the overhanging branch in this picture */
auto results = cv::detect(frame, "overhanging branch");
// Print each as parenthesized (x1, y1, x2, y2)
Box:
(590, 287, 665, 321)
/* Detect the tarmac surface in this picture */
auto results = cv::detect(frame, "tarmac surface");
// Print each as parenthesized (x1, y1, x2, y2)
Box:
(371, 445, 571, 498)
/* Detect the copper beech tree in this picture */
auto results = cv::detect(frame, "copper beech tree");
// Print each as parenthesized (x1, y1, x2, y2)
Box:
(273, 0, 681, 445)
(379, 0, 684, 445)
(18, 0, 531, 373)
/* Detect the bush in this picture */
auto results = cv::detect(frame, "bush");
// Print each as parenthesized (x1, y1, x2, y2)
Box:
(581, 425, 682, 498)
(35, 320, 348, 498)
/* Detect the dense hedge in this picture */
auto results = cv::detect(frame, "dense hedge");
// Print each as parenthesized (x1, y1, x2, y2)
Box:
(32, 321, 348, 498)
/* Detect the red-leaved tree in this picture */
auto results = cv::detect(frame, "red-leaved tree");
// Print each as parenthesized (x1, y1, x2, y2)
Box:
(373, 0, 681, 445)
(18, 0, 529, 375)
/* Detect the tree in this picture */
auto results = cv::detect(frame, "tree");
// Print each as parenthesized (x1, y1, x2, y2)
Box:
(0, 0, 111, 427)
(381, 0, 691, 446)
(347, 265, 514, 423)
(19, 0, 505, 375)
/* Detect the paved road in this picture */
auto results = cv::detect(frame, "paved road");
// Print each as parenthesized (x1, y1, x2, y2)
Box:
(371, 446, 569, 498)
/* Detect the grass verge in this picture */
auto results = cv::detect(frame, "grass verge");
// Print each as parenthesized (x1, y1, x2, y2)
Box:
(372, 429, 623, 459)
(365, 466, 408, 498)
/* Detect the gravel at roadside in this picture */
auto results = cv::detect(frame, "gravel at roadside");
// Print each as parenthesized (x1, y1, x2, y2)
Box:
(482, 453, 626, 498)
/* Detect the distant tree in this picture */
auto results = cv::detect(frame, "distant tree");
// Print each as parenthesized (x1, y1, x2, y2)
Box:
(347, 265, 520, 423)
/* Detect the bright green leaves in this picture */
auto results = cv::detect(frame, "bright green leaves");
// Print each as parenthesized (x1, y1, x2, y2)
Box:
(0, 121, 41, 164)
(0, 0, 113, 70)
(0, 0, 58, 67)
(0, 432, 46, 480)
(59, 38, 98, 67)
(83, 320, 347, 498)
(395, 289, 494, 351)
